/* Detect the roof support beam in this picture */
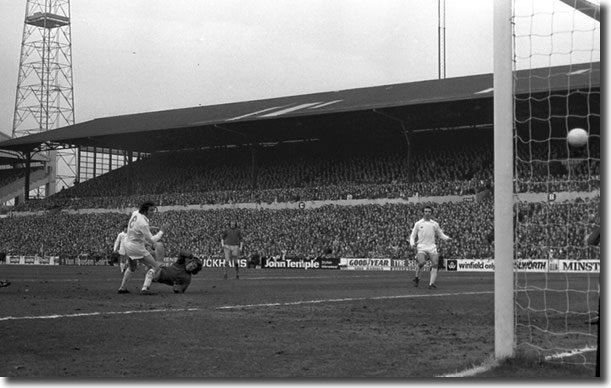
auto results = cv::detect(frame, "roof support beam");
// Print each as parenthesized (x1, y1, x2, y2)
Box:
(23, 152, 32, 201)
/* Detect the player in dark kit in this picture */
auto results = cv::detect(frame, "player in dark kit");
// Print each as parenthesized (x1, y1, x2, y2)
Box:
(152, 250, 203, 293)
(221, 220, 243, 280)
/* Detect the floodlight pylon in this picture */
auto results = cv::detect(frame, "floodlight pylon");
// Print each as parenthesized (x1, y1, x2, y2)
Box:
(12, 0, 75, 194)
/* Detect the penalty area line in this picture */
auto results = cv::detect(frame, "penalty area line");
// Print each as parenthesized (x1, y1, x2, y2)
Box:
(0, 307, 200, 322)
(216, 290, 493, 310)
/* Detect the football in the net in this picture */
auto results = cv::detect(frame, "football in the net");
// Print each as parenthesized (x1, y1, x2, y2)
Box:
(567, 128, 588, 147)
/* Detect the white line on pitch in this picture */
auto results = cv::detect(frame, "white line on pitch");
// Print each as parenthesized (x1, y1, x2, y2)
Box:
(13, 279, 82, 283)
(438, 345, 598, 378)
(0, 308, 200, 322)
(544, 345, 597, 360)
(438, 356, 499, 377)
(216, 291, 493, 310)
(0, 291, 493, 322)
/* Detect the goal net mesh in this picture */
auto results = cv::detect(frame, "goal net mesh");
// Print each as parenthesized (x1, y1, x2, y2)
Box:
(511, 0, 600, 368)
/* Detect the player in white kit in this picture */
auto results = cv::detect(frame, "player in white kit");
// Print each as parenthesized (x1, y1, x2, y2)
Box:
(117, 201, 168, 295)
(409, 206, 451, 289)
(113, 223, 129, 273)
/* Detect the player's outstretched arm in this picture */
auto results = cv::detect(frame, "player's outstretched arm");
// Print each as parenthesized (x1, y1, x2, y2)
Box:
(153, 242, 166, 262)
(435, 223, 451, 241)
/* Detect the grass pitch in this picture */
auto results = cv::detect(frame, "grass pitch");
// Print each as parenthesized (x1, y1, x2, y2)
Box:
(0, 265, 598, 379)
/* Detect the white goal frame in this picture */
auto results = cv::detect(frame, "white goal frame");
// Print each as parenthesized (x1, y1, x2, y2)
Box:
(494, 0, 600, 363)
(493, 0, 515, 360)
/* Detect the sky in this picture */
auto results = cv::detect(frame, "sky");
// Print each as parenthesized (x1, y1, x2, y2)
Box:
(0, 0, 601, 138)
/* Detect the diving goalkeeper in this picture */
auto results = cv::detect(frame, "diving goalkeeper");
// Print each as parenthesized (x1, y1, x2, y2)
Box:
(152, 249, 203, 293)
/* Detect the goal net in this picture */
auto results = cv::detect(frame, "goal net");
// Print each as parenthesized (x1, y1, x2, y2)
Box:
(499, 0, 600, 369)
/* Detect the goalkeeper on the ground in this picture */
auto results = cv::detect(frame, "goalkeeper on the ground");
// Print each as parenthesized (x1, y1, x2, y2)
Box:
(151, 249, 203, 293)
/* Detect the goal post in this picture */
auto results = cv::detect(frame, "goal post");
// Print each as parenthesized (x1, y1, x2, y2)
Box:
(493, 0, 515, 360)
(493, 0, 600, 370)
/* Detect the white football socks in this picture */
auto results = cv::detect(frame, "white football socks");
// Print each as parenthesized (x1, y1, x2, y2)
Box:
(142, 268, 155, 290)
(430, 267, 438, 285)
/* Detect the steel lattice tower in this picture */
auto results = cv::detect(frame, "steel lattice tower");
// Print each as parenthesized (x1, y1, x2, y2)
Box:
(12, 0, 75, 194)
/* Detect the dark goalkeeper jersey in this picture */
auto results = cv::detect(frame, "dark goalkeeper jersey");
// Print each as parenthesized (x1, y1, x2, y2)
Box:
(157, 262, 192, 293)
(222, 228, 242, 246)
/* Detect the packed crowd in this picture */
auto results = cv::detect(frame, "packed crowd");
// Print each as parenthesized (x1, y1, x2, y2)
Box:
(9, 131, 599, 212)
(0, 128, 600, 264)
(515, 197, 600, 262)
(0, 197, 599, 263)
(515, 138, 600, 193)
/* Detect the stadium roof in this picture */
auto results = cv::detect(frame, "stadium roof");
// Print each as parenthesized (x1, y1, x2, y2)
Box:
(0, 132, 19, 164)
(0, 128, 48, 165)
(0, 62, 600, 155)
